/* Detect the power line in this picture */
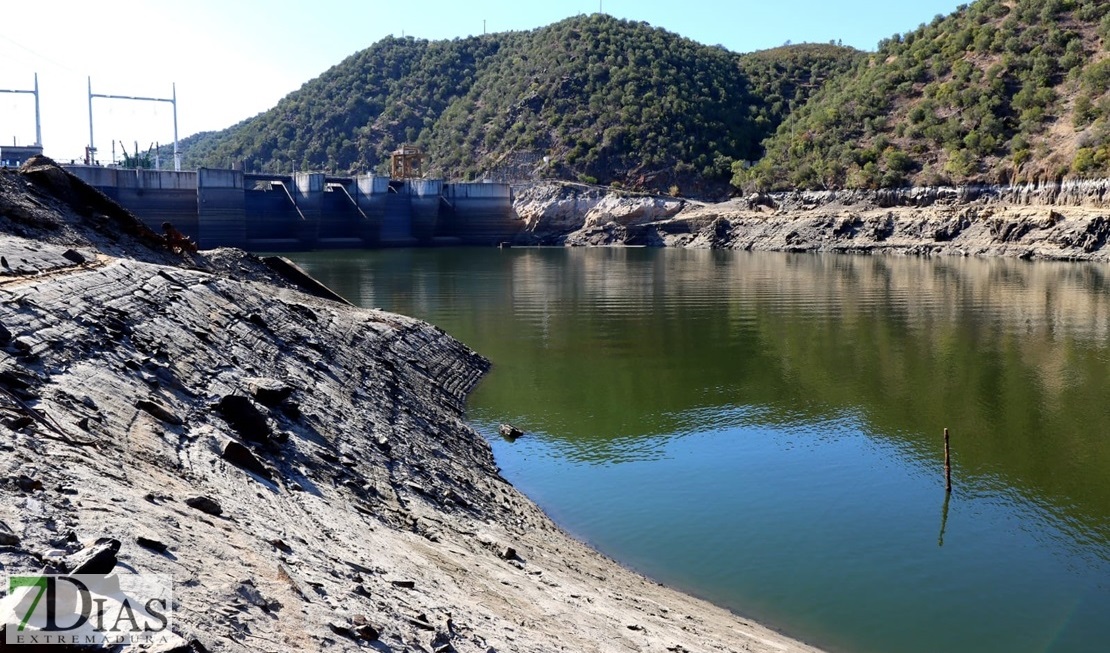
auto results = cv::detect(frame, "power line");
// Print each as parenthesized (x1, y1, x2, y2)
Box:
(88, 77, 179, 170)
(0, 32, 81, 75)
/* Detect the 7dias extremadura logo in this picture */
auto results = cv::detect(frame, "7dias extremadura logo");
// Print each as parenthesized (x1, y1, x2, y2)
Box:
(2, 574, 172, 646)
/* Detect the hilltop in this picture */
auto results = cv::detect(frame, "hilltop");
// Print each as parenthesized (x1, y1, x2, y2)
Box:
(174, 14, 859, 195)
(744, 0, 1110, 190)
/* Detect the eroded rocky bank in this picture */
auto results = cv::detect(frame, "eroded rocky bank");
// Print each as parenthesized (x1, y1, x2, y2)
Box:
(513, 181, 1110, 260)
(0, 159, 826, 652)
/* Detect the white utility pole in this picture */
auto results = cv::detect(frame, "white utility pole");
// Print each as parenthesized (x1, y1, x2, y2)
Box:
(0, 73, 42, 147)
(88, 77, 180, 171)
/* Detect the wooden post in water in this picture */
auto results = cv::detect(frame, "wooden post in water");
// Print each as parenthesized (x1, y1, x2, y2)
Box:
(944, 427, 952, 493)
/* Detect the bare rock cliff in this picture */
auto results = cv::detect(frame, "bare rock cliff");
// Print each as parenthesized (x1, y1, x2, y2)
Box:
(512, 180, 1110, 260)
(513, 183, 688, 245)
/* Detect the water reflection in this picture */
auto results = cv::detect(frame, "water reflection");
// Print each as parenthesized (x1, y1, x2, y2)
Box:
(297, 248, 1110, 525)
(939, 491, 951, 547)
(290, 248, 1110, 653)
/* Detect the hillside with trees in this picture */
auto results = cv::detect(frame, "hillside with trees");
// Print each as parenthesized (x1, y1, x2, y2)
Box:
(174, 14, 860, 195)
(742, 0, 1110, 191)
(178, 1, 1110, 195)
(175, 35, 498, 175)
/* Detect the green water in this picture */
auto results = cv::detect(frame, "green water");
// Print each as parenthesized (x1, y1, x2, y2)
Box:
(287, 248, 1110, 653)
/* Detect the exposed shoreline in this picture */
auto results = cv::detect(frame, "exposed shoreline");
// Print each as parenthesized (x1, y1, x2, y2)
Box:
(512, 181, 1110, 261)
(0, 160, 827, 651)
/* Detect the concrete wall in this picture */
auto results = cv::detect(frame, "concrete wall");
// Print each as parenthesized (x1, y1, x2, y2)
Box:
(442, 182, 519, 245)
(293, 172, 325, 248)
(197, 168, 240, 189)
(69, 166, 198, 191)
(356, 175, 387, 246)
(357, 175, 390, 195)
(381, 190, 415, 245)
(118, 169, 199, 239)
(68, 166, 201, 240)
(244, 182, 302, 250)
(319, 182, 368, 248)
(116, 169, 198, 190)
(63, 165, 520, 250)
(68, 166, 121, 203)
(409, 179, 443, 243)
(198, 168, 245, 249)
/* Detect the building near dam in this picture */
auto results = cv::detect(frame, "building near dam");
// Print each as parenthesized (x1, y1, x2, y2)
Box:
(1, 145, 43, 168)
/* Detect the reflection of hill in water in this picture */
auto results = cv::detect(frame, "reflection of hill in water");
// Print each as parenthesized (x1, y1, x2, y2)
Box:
(292, 248, 1110, 545)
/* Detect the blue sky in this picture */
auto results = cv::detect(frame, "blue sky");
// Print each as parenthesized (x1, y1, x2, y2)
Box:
(0, 0, 967, 163)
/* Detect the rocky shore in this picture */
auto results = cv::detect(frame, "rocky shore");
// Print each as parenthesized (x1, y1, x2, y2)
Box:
(0, 159, 826, 652)
(513, 181, 1110, 260)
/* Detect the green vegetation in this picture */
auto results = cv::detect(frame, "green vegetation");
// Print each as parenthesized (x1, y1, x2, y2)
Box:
(737, 43, 863, 143)
(118, 142, 156, 169)
(176, 35, 497, 175)
(175, 1, 1110, 194)
(425, 18, 754, 190)
(174, 14, 858, 194)
(743, 0, 1110, 191)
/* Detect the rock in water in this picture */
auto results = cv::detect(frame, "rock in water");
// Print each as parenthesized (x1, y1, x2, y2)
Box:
(499, 423, 524, 440)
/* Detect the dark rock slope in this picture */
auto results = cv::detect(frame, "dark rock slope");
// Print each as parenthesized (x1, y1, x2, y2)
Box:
(0, 160, 825, 652)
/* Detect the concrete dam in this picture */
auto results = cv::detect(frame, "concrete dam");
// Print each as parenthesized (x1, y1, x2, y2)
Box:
(64, 166, 522, 250)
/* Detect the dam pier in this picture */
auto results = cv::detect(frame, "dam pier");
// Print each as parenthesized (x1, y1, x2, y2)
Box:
(64, 165, 521, 250)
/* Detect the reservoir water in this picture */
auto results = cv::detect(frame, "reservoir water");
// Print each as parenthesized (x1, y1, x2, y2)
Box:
(287, 248, 1110, 653)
